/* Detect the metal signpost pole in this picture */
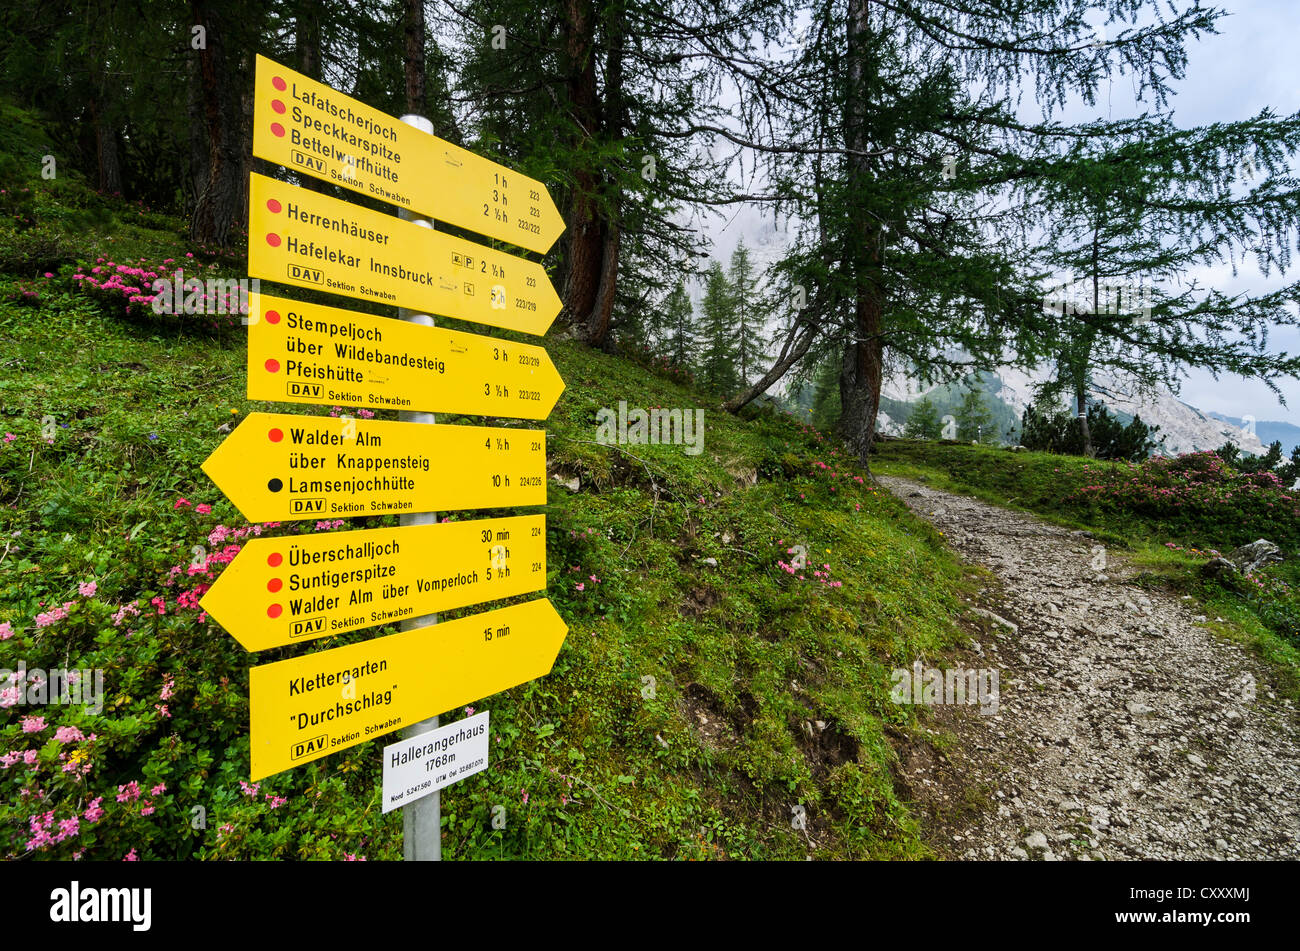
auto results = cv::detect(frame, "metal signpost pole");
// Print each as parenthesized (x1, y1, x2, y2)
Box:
(397, 112, 440, 862)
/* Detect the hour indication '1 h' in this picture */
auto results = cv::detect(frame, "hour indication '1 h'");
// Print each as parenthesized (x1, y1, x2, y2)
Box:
(251, 54, 564, 255)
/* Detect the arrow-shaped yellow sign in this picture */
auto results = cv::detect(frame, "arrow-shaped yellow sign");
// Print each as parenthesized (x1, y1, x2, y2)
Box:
(201, 411, 545, 523)
(246, 292, 565, 418)
(249, 597, 568, 779)
(247, 173, 561, 335)
(201, 515, 547, 652)
(251, 54, 564, 255)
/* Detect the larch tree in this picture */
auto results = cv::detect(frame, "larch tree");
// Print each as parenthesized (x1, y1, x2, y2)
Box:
(727, 0, 1231, 470)
(1032, 116, 1300, 456)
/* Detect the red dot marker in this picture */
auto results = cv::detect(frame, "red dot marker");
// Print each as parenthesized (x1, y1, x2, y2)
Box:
(265, 359, 280, 374)
(267, 578, 283, 593)
(272, 76, 286, 91)
(271, 122, 285, 138)
(266, 309, 280, 324)
(267, 198, 281, 214)
(268, 553, 283, 568)
(268, 428, 283, 442)
(266, 233, 280, 247)
(267, 604, 282, 619)
(272, 99, 286, 114)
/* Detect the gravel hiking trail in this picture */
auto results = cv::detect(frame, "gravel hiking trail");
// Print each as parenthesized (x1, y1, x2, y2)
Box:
(878, 475, 1300, 860)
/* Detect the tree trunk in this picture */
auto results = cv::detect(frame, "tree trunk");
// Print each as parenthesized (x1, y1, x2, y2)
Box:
(90, 99, 122, 195)
(839, 290, 885, 466)
(297, 0, 321, 78)
(1079, 224, 1100, 456)
(561, 0, 622, 349)
(585, 0, 624, 349)
(236, 52, 254, 231)
(589, 222, 621, 352)
(187, 51, 208, 217)
(293, 0, 329, 194)
(403, 0, 426, 117)
(837, 0, 884, 468)
(189, 0, 243, 247)
(562, 0, 601, 334)
(1075, 373, 1092, 456)
(86, 8, 121, 197)
(724, 314, 820, 412)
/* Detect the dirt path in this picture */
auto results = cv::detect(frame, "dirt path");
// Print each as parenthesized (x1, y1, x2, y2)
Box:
(878, 475, 1300, 860)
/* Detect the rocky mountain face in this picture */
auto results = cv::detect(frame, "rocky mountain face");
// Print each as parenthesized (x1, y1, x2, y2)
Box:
(878, 364, 1269, 456)
(1205, 413, 1300, 458)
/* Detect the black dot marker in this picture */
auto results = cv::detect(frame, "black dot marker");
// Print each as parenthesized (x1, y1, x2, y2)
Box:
(268, 478, 283, 492)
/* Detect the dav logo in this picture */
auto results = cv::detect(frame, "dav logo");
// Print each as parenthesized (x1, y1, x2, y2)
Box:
(288, 382, 323, 398)
(291, 616, 326, 638)
(291, 498, 325, 514)
(288, 264, 324, 285)
(292, 150, 325, 172)
(292, 735, 328, 761)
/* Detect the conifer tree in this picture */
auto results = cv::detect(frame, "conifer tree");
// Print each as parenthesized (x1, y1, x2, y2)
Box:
(1033, 116, 1300, 455)
(956, 388, 995, 444)
(808, 355, 841, 431)
(452, 0, 786, 349)
(661, 279, 697, 371)
(698, 261, 741, 393)
(727, 242, 769, 389)
(904, 396, 942, 440)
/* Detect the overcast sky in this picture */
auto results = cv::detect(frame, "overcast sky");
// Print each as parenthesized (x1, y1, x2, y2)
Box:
(705, 0, 1300, 425)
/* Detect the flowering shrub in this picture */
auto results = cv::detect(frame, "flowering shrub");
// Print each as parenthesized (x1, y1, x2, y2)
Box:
(0, 222, 69, 275)
(0, 186, 36, 229)
(71, 253, 245, 328)
(1242, 571, 1299, 645)
(1066, 451, 1300, 551)
(545, 521, 626, 622)
(2, 278, 41, 305)
(775, 540, 843, 589)
(0, 495, 390, 860)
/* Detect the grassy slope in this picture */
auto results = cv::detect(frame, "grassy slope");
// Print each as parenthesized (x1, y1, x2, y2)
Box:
(871, 438, 1300, 693)
(0, 125, 987, 859)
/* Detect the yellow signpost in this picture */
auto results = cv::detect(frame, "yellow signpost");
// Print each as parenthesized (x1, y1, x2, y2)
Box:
(247, 172, 561, 335)
(251, 54, 564, 255)
(249, 597, 568, 780)
(201, 411, 546, 523)
(246, 291, 565, 418)
(213, 57, 569, 827)
(201, 515, 547, 652)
